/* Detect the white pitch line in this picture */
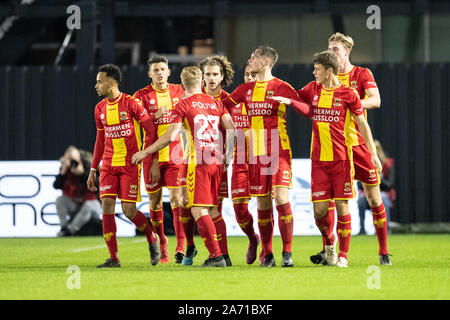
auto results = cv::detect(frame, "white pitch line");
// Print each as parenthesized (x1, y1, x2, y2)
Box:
(131, 238, 146, 243)
(70, 238, 145, 253)
(71, 244, 107, 253)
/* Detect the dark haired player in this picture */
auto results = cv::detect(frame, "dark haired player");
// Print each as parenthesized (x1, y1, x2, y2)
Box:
(87, 64, 160, 268)
(272, 51, 381, 267)
(133, 56, 186, 264)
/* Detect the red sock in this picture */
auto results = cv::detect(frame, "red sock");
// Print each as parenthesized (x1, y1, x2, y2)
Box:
(276, 202, 294, 253)
(233, 202, 257, 240)
(337, 214, 352, 259)
(196, 215, 222, 258)
(212, 214, 228, 255)
(257, 207, 274, 256)
(150, 208, 166, 244)
(102, 213, 119, 261)
(372, 203, 389, 255)
(172, 206, 185, 253)
(180, 207, 195, 247)
(322, 201, 336, 251)
(131, 210, 157, 243)
(315, 213, 334, 246)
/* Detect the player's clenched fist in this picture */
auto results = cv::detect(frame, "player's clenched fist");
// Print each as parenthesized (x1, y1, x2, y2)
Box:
(87, 169, 97, 192)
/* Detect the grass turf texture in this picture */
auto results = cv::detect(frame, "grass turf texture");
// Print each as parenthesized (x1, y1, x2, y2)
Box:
(0, 235, 448, 300)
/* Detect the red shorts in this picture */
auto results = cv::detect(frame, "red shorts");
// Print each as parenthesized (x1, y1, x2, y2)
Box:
(311, 160, 355, 202)
(186, 164, 222, 208)
(179, 164, 188, 186)
(218, 170, 229, 199)
(231, 164, 250, 200)
(248, 153, 292, 196)
(352, 144, 381, 185)
(99, 164, 141, 202)
(143, 161, 182, 193)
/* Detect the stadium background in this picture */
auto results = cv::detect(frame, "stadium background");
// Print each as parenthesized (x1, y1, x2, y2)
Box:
(0, 0, 449, 227)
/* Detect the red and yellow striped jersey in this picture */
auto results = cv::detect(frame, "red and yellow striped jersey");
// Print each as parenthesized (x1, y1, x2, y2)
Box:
(203, 88, 230, 160)
(337, 66, 378, 146)
(230, 102, 249, 165)
(297, 82, 364, 161)
(171, 93, 229, 166)
(223, 78, 298, 158)
(133, 83, 184, 164)
(94, 93, 150, 167)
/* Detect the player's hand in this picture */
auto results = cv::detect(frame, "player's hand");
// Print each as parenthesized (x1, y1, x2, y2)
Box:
(271, 96, 291, 105)
(87, 170, 97, 192)
(131, 150, 148, 165)
(155, 105, 169, 119)
(149, 160, 161, 184)
(372, 154, 383, 175)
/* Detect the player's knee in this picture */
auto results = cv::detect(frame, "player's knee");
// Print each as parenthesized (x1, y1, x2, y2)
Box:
(364, 187, 382, 207)
(313, 207, 328, 219)
(273, 187, 289, 206)
(121, 203, 137, 219)
(335, 200, 350, 216)
(149, 202, 162, 211)
(101, 197, 115, 214)
(257, 195, 272, 210)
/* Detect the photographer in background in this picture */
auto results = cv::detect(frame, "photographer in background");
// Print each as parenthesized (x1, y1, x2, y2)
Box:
(54, 146, 102, 236)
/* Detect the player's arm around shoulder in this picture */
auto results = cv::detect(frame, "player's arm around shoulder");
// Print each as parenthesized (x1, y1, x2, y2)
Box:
(131, 122, 182, 165)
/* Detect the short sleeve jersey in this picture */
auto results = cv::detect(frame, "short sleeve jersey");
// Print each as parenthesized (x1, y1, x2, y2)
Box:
(133, 83, 184, 164)
(171, 93, 229, 166)
(224, 78, 298, 159)
(298, 82, 364, 161)
(337, 66, 378, 147)
(94, 93, 150, 167)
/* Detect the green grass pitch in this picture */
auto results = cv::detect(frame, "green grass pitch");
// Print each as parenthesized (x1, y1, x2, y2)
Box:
(0, 235, 448, 300)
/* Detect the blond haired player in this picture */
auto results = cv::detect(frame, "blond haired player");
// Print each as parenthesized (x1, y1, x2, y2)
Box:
(132, 66, 236, 267)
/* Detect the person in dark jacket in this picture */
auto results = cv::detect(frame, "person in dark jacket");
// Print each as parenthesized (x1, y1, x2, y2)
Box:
(54, 146, 101, 236)
(358, 140, 395, 234)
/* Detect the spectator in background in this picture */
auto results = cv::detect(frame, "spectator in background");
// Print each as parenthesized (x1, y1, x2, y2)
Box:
(54, 145, 101, 237)
(358, 139, 395, 235)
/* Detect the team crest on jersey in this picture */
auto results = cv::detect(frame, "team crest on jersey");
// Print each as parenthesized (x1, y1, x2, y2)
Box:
(266, 91, 274, 99)
(350, 80, 357, 89)
(129, 185, 138, 194)
(313, 95, 318, 101)
(173, 98, 179, 105)
(344, 182, 352, 193)
(150, 99, 156, 105)
(120, 112, 129, 121)
(247, 89, 252, 95)
(333, 98, 342, 107)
